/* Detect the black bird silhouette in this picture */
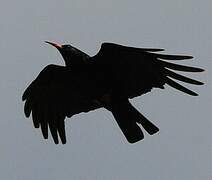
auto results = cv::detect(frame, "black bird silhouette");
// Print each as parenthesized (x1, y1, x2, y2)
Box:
(22, 42, 204, 144)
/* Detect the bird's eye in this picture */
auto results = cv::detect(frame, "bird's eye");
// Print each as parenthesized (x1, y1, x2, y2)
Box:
(63, 45, 72, 49)
(67, 45, 72, 48)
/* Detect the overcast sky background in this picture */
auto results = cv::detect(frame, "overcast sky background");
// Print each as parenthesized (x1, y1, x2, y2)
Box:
(0, 0, 211, 179)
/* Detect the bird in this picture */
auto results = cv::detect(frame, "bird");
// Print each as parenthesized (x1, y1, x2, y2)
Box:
(22, 42, 204, 144)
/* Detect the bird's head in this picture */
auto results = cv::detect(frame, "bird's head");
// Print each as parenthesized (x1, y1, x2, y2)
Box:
(45, 41, 89, 66)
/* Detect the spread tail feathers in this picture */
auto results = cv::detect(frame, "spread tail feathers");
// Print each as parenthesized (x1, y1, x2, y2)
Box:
(111, 100, 159, 143)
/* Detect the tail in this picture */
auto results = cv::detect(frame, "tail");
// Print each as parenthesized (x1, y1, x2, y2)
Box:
(111, 100, 159, 143)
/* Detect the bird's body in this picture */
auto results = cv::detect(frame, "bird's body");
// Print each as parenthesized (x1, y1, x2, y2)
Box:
(23, 42, 204, 144)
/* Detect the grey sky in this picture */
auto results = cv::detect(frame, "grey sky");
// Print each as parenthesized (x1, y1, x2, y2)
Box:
(0, 0, 211, 179)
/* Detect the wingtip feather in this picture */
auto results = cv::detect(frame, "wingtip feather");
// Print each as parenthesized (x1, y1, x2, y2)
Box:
(158, 60, 205, 72)
(165, 68, 204, 85)
(155, 53, 194, 60)
(165, 77, 199, 96)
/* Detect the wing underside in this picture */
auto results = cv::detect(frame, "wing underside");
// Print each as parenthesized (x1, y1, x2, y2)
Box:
(94, 42, 204, 96)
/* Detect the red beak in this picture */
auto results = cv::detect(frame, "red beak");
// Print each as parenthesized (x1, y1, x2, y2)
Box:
(45, 41, 62, 49)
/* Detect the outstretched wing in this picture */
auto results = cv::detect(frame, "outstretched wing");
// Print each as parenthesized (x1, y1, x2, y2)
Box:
(22, 65, 103, 144)
(92, 43, 204, 98)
